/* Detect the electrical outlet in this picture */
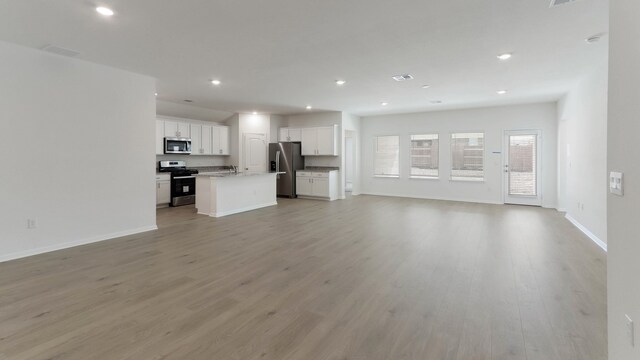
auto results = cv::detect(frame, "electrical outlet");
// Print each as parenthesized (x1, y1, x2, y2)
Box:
(626, 314, 635, 347)
(610, 171, 624, 196)
(27, 218, 37, 229)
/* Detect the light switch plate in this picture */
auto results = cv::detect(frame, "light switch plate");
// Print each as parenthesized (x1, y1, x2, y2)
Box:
(610, 171, 624, 196)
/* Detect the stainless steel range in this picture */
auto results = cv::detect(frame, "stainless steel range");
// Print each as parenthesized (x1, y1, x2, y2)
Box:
(158, 160, 199, 206)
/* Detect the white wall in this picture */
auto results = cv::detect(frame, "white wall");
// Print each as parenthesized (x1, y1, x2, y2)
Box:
(0, 41, 157, 261)
(607, 0, 640, 358)
(557, 58, 609, 245)
(360, 103, 558, 207)
(270, 115, 285, 143)
(156, 100, 233, 123)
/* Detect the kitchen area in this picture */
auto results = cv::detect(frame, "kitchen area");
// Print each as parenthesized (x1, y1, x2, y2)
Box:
(155, 110, 352, 218)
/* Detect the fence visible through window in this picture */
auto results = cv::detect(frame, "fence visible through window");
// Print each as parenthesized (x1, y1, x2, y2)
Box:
(410, 134, 439, 178)
(451, 133, 484, 181)
(508, 134, 536, 196)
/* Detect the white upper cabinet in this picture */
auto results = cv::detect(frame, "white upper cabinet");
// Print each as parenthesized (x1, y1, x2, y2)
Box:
(164, 120, 190, 138)
(301, 128, 317, 155)
(190, 124, 203, 154)
(213, 126, 230, 155)
(300, 125, 338, 156)
(189, 124, 217, 155)
(156, 117, 229, 156)
(201, 125, 213, 155)
(279, 128, 289, 142)
(279, 128, 302, 142)
(316, 126, 337, 155)
(289, 128, 302, 142)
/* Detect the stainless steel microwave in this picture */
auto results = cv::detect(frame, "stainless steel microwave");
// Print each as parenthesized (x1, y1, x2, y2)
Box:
(164, 137, 192, 154)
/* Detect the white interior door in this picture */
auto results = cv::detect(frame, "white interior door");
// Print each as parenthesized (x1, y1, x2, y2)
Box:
(243, 133, 267, 174)
(345, 136, 354, 192)
(503, 130, 542, 206)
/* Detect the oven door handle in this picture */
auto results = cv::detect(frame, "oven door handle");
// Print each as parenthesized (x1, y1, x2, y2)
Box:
(173, 176, 196, 179)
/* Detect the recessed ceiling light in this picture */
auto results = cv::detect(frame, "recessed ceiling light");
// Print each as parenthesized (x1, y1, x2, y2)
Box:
(381, 102, 389, 106)
(96, 6, 114, 16)
(252, 111, 258, 115)
(306, 105, 312, 110)
(211, 79, 221, 85)
(154, 93, 158, 97)
(497, 53, 513, 61)
(335, 80, 346, 86)
(497, 90, 508, 95)
(184, 99, 193, 103)
(421, 85, 431, 89)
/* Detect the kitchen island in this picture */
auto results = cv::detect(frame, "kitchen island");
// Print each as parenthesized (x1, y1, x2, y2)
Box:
(195, 172, 280, 218)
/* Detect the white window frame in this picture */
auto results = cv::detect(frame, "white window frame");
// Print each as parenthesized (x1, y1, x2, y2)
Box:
(373, 135, 400, 178)
(450, 131, 485, 182)
(409, 133, 439, 180)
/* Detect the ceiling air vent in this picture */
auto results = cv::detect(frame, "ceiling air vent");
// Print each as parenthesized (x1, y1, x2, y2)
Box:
(550, 0, 580, 7)
(392, 74, 414, 82)
(41, 45, 81, 58)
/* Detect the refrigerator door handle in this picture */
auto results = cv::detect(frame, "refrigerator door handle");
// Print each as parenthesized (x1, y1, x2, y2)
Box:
(276, 150, 281, 179)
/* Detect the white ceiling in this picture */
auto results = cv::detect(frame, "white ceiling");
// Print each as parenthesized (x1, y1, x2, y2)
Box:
(0, 0, 608, 116)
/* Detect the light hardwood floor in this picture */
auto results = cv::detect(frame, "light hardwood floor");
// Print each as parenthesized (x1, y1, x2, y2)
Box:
(0, 196, 607, 359)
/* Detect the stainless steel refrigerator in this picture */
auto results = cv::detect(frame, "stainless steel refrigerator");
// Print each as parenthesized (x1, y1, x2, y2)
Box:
(269, 142, 304, 198)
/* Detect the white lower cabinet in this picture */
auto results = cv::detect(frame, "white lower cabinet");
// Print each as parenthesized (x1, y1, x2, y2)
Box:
(296, 173, 313, 196)
(156, 174, 171, 206)
(296, 171, 338, 200)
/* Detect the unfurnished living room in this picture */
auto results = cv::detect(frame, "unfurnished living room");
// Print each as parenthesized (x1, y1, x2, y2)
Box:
(0, 0, 637, 359)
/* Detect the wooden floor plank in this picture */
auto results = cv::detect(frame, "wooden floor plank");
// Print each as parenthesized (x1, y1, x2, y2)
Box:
(0, 196, 607, 359)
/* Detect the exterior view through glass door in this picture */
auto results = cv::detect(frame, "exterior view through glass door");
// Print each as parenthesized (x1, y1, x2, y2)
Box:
(503, 130, 542, 206)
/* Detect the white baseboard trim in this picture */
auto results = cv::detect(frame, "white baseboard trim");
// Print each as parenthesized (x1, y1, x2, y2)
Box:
(564, 214, 607, 252)
(201, 202, 278, 218)
(557, 207, 567, 212)
(361, 192, 503, 205)
(0, 225, 158, 263)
